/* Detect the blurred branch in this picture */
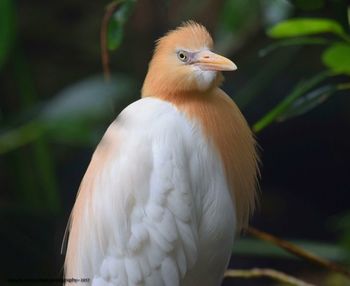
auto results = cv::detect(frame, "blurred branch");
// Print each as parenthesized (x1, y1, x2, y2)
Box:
(245, 227, 350, 279)
(225, 268, 314, 286)
(100, 1, 121, 81)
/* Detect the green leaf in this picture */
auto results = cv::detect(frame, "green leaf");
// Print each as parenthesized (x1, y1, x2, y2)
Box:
(322, 43, 350, 75)
(277, 85, 337, 121)
(46, 120, 98, 146)
(0, 74, 137, 153)
(0, 0, 16, 69)
(267, 18, 345, 38)
(39, 75, 135, 123)
(108, 0, 135, 51)
(40, 74, 137, 145)
(253, 71, 330, 133)
(0, 120, 46, 155)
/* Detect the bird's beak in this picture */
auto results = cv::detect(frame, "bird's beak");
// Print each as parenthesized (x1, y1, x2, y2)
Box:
(194, 50, 237, 71)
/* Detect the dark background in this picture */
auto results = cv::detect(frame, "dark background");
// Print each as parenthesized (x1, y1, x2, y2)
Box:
(1, 0, 349, 285)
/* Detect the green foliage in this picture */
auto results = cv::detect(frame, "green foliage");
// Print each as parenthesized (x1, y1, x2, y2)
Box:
(220, 0, 259, 31)
(266, 17, 350, 77)
(253, 71, 330, 133)
(0, 0, 15, 69)
(260, 16, 350, 128)
(107, 0, 136, 51)
(267, 18, 345, 38)
(333, 212, 350, 263)
(322, 43, 350, 75)
(277, 84, 337, 122)
(262, 13, 350, 268)
(42, 75, 137, 145)
(0, 75, 137, 154)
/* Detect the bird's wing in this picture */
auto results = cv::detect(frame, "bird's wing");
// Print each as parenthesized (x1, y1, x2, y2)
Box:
(64, 98, 202, 286)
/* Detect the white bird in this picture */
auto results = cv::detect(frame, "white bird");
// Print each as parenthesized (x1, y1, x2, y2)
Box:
(64, 21, 259, 286)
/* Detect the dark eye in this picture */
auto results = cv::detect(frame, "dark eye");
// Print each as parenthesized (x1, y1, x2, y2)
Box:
(177, 50, 188, 62)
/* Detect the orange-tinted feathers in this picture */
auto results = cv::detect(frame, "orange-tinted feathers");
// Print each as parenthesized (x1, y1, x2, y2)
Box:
(142, 21, 221, 96)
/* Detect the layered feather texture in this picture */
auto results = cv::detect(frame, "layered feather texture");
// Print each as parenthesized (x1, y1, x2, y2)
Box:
(65, 98, 235, 285)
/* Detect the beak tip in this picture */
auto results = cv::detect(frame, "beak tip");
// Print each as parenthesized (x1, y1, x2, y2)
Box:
(230, 60, 238, 71)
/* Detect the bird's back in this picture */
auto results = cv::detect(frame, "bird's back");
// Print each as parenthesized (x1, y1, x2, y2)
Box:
(64, 97, 235, 286)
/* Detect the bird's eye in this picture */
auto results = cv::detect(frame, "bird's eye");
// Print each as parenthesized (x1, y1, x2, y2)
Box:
(177, 51, 189, 63)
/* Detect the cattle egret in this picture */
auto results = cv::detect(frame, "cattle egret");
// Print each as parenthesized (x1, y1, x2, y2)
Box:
(64, 21, 259, 286)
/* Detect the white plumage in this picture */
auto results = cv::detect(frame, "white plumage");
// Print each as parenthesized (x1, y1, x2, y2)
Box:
(65, 98, 235, 286)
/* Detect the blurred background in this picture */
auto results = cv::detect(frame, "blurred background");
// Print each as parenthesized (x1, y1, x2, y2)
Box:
(1, 0, 350, 285)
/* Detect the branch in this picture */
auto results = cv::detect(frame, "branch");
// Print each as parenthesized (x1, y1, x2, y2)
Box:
(245, 226, 350, 279)
(224, 268, 315, 286)
(100, 1, 121, 81)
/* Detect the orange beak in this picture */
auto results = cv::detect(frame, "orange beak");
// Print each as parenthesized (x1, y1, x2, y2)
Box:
(194, 50, 237, 71)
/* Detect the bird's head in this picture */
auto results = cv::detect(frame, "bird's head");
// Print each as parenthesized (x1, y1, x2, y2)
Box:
(142, 21, 237, 98)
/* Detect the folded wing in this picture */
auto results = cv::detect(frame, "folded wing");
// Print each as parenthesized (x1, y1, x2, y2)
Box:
(64, 98, 201, 286)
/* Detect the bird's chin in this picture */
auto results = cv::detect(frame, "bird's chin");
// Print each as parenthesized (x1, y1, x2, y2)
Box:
(193, 68, 217, 91)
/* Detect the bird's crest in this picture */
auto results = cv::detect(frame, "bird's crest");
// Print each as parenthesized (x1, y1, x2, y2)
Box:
(155, 20, 213, 52)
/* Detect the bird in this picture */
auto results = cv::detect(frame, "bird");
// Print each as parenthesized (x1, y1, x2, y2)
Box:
(64, 21, 259, 286)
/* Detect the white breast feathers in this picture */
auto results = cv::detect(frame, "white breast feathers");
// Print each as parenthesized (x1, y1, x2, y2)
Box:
(64, 97, 235, 286)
